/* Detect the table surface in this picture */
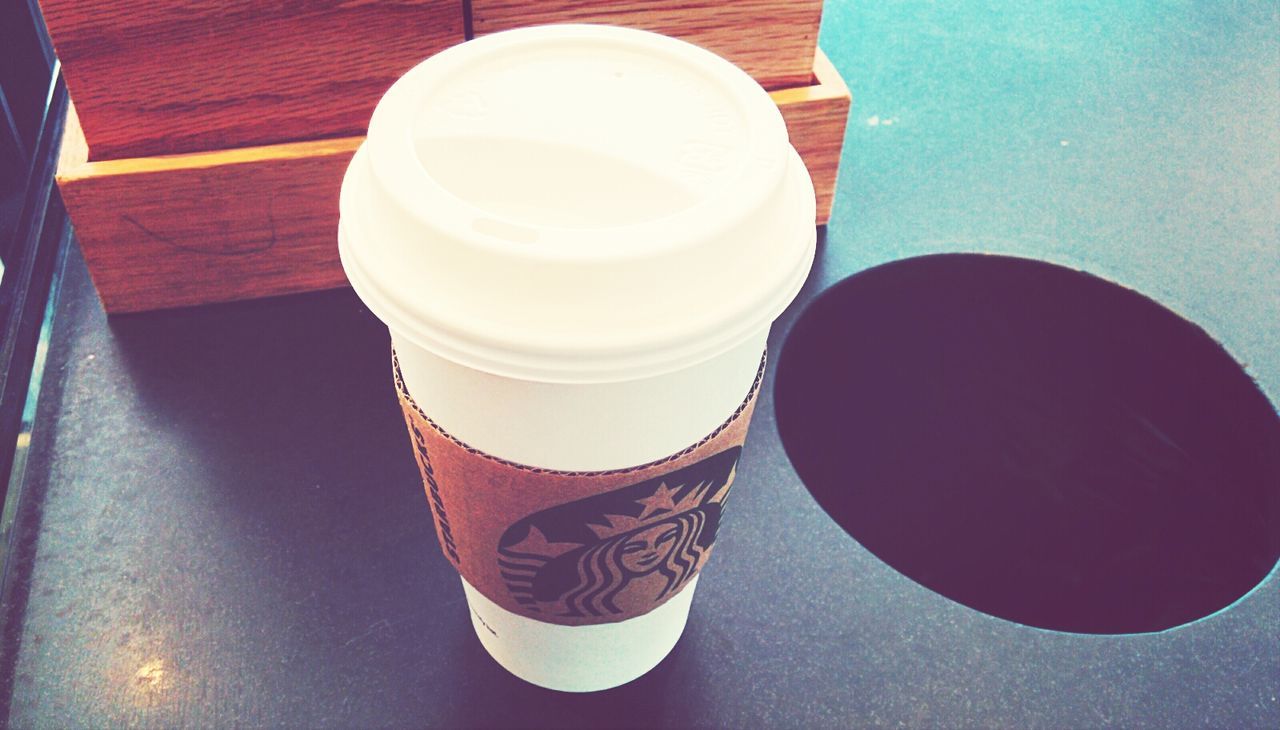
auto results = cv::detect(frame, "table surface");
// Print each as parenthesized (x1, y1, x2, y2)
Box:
(4, 1, 1278, 727)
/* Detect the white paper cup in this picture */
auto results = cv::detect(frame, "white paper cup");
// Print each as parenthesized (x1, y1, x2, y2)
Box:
(339, 24, 815, 692)
(393, 326, 766, 691)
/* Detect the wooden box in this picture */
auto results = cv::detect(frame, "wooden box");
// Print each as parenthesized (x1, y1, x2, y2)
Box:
(41, 0, 823, 160)
(56, 51, 849, 314)
(40, 1, 466, 159)
(471, 0, 823, 89)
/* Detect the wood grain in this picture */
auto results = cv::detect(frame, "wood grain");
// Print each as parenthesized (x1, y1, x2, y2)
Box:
(40, 1, 464, 160)
(58, 104, 359, 313)
(58, 51, 849, 313)
(770, 50, 850, 224)
(471, 0, 824, 90)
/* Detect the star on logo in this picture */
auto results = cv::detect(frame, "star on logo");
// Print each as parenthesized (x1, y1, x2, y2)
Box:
(586, 513, 647, 539)
(635, 482, 680, 521)
(504, 525, 581, 558)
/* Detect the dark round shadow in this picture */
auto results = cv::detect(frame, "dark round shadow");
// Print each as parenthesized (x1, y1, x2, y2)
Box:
(775, 253, 1280, 634)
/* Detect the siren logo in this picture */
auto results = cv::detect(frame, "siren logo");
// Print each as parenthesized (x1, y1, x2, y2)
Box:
(496, 448, 741, 618)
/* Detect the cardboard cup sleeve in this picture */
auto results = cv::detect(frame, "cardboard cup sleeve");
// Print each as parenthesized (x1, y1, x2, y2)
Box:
(393, 350, 765, 626)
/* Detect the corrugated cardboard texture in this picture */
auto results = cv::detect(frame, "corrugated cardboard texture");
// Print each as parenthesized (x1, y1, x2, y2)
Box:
(394, 351, 765, 625)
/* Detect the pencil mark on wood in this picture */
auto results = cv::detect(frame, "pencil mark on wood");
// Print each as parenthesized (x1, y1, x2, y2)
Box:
(121, 199, 277, 257)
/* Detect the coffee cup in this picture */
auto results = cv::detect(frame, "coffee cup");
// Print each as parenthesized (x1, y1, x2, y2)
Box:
(339, 24, 815, 692)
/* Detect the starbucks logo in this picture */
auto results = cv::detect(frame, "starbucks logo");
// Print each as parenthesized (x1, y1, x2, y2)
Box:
(496, 448, 741, 618)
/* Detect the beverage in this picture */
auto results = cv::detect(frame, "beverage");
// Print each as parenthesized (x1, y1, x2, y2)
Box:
(339, 24, 815, 692)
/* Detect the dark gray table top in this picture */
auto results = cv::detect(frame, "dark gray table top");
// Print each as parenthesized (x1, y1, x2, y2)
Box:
(4, 1, 1277, 727)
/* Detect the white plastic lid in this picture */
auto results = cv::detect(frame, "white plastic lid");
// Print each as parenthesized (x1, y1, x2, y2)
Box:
(339, 24, 816, 383)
